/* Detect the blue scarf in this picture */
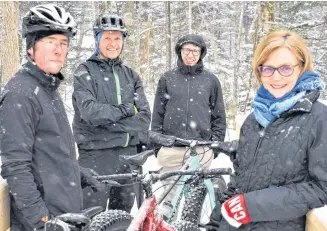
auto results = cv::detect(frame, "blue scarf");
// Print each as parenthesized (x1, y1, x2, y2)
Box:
(253, 71, 324, 128)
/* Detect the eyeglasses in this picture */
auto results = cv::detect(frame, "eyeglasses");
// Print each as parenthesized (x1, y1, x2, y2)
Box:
(39, 39, 69, 50)
(258, 64, 300, 77)
(181, 48, 201, 56)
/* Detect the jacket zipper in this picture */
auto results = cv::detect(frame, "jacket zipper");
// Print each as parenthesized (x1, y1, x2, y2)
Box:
(185, 75, 190, 137)
(244, 128, 265, 192)
(112, 64, 130, 146)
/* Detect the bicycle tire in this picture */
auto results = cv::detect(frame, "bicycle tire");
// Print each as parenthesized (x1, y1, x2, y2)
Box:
(172, 220, 201, 231)
(181, 176, 227, 224)
(88, 209, 131, 231)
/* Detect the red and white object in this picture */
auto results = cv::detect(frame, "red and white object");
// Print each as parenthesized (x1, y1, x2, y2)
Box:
(221, 194, 251, 228)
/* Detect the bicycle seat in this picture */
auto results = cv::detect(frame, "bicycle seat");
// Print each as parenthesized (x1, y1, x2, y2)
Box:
(119, 149, 154, 166)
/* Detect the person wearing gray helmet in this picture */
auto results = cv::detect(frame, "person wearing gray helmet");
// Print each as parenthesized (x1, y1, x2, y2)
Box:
(72, 14, 151, 212)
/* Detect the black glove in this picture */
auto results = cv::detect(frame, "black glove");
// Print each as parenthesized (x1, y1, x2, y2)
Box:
(139, 131, 175, 148)
(119, 103, 136, 118)
(80, 167, 106, 192)
(211, 140, 239, 159)
(147, 131, 175, 147)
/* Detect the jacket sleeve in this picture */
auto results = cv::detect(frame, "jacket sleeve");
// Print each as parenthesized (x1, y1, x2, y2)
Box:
(104, 69, 151, 132)
(73, 64, 135, 126)
(244, 114, 327, 222)
(210, 76, 226, 141)
(151, 76, 168, 133)
(0, 90, 49, 228)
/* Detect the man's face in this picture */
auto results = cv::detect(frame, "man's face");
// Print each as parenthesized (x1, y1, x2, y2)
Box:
(99, 30, 123, 60)
(28, 34, 69, 74)
(181, 43, 201, 66)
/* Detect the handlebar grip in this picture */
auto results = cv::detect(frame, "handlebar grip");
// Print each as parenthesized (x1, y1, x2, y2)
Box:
(203, 168, 232, 176)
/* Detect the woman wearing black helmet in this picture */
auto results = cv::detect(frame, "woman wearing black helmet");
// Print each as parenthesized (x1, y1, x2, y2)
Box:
(0, 4, 104, 231)
(72, 15, 151, 212)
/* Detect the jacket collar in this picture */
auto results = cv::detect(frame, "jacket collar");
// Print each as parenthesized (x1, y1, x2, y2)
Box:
(177, 59, 203, 75)
(23, 61, 63, 91)
(88, 53, 122, 66)
(281, 90, 320, 117)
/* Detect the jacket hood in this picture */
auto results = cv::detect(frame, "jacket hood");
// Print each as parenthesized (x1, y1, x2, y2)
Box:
(175, 34, 207, 61)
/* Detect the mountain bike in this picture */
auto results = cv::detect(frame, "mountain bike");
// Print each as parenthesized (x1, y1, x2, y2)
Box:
(94, 166, 232, 231)
(44, 165, 231, 231)
(134, 137, 234, 226)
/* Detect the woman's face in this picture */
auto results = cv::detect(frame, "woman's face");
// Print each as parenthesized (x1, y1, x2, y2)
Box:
(260, 47, 302, 98)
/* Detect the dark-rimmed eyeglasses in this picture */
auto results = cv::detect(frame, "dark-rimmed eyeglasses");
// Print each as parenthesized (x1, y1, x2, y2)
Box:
(39, 39, 69, 50)
(258, 64, 300, 77)
(181, 48, 201, 56)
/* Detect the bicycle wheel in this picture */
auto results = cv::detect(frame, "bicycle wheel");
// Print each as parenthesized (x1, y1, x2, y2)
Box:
(88, 210, 132, 231)
(181, 176, 227, 224)
(172, 220, 201, 231)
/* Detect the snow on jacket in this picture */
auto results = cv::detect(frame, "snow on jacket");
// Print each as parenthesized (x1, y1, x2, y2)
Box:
(217, 90, 327, 231)
(0, 62, 83, 229)
(72, 54, 151, 150)
(151, 34, 226, 141)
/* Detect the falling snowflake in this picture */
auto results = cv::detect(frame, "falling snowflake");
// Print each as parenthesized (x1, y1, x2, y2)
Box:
(190, 120, 197, 128)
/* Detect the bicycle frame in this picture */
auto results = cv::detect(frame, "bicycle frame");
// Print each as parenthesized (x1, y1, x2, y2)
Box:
(160, 147, 216, 223)
(127, 196, 175, 231)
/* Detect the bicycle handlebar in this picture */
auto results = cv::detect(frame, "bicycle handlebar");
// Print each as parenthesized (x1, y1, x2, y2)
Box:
(174, 137, 216, 147)
(95, 167, 232, 184)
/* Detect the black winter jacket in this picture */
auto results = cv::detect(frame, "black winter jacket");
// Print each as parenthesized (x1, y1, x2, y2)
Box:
(152, 34, 226, 141)
(217, 90, 327, 231)
(72, 54, 151, 150)
(0, 62, 83, 229)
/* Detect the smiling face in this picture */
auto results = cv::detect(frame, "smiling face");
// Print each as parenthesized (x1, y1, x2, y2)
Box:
(261, 47, 302, 98)
(181, 43, 201, 66)
(99, 30, 123, 60)
(28, 34, 69, 74)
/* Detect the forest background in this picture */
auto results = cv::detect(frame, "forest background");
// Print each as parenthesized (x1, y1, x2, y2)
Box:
(1, 1, 327, 129)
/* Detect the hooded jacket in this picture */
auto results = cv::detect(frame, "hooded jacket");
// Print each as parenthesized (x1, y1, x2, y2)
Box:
(214, 90, 327, 231)
(151, 34, 226, 141)
(72, 54, 151, 150)
(0, 62, 83, 229)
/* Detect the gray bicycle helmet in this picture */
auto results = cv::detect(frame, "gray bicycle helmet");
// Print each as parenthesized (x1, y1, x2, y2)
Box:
(22, 4, 76, 38)
(93, 15, 128, 37)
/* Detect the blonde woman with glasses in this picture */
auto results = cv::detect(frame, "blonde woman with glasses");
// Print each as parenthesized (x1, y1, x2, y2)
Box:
(207, 30, 327, 231)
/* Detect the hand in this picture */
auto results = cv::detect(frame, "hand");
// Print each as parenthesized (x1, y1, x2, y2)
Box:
(41, 216, 48, 223)
(119, 103, 137, 117)
(80, 167, 106, 192)
(221, 194, 250, 228)
(211, 140, 239, 159)
(147, 131, 175, 147)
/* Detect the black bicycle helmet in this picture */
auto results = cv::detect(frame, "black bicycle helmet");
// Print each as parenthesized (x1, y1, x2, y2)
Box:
(22, 4, 76, 38)
(93, 15, 128, 37)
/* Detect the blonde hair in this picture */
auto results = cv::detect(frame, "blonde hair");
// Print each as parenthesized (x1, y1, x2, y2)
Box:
(252, 30, 313, 83)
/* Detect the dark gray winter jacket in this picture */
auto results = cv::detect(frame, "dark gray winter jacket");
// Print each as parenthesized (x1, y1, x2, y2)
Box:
(151, 34, 226, 141)
(0, 62, 83, 229)
(216, 90, 327, 231)
(72, 54, 151, 150)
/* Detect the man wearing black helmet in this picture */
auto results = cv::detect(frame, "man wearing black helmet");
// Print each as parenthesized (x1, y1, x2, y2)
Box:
(0, 4, 103, 230)
(72, 15, 151, 212)
(151, 34, 227, 220)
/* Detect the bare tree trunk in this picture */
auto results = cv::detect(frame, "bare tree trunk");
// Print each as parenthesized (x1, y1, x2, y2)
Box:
(0, 1, 20, 85)
(166, 1, 172, 70)
(188, 1, 192, 33)
(230, 2, 245, 127)
(140, 15, 152, 82)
